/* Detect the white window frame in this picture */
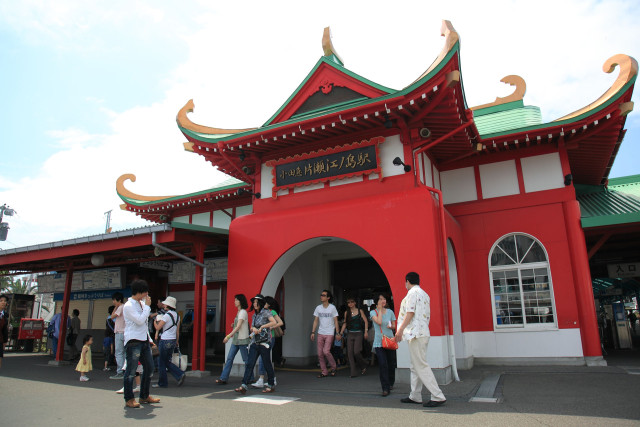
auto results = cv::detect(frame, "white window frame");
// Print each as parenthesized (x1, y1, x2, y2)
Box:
(488, 232, 558, 331)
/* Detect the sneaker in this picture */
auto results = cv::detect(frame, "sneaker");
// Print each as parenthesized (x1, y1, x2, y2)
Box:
(116, 387, 124, 394)
(177, 374, 185, 387)
(110, 373, 124, 380)
(132, 386, 140, 393)
(103, 367, 111, 371)
(274, 377, 277, 386)
(250, 378, 264, 388)
(80, 376, 90, 382)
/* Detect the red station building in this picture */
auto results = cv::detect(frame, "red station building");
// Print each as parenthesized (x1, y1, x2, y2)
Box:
(0, 21, 637, 383)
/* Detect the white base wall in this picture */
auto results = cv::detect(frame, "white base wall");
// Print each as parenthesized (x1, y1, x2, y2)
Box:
(464, 328, 584, 359)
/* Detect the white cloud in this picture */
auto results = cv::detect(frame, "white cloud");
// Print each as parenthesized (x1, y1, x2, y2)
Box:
(1, 0, 639, 249)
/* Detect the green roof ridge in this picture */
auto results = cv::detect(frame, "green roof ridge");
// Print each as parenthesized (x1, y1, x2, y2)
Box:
(262, 56, 396, 127)
(118, 179, 247, 207)
(478, 77, 636, 140)
(473, 100, 525, 117)
(608, 174, 640, 186)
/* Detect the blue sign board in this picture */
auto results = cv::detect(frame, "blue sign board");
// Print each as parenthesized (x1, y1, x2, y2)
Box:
(54, 288, 132, 301)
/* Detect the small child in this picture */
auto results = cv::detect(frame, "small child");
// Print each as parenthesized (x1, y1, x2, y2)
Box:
(76, 335, 93, 381)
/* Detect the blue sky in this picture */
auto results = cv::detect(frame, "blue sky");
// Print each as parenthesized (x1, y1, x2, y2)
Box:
(1, 0, 639, 249)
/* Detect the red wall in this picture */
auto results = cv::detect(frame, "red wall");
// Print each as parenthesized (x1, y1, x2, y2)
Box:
(453, 200, 580, 332)
(226, 187, 450, 336)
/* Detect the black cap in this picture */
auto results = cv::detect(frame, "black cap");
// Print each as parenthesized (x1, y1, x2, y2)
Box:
(251, 294, 265, 301)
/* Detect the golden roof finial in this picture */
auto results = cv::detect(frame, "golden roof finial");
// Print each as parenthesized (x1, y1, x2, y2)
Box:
(116, 174, 176, 209)
(554, 54, 638, 121)
(410, 20, 460, 85)
(176, 99, 256, 135)
(322, 27, 343, 65)
(471, 75, 527, 110)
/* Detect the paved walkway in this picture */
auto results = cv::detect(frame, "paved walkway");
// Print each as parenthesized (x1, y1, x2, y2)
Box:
(1, 352, 639, 426)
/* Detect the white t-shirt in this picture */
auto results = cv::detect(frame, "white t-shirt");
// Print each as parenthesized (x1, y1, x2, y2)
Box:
(314, 304, 338, 335)
(237, 309, 249, 340)
(160, 310, 180, 341)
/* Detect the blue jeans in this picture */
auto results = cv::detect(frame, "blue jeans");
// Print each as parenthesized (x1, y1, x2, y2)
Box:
(220, 343, 249, 382)
(51, 336, 59, 357)
(158, 339, 184, 387)
(124, 340, 153, 402)
(375, 347, 397, 392)
(258, 336, 275, 375)
(242, 343, 274, 388)
(114, 333, 125, 374)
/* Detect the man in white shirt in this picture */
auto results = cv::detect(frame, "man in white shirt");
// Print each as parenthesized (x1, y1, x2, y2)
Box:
(122, 280, 160, 408)
(310, 290, 341, 377)
(395, 272, 446, 408)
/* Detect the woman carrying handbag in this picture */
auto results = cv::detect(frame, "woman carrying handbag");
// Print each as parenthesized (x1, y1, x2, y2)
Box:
(370, 293, 397, 396)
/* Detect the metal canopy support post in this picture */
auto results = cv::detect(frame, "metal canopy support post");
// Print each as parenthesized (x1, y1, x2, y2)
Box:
(195, 242, 207, 372)
(57, 263, 73, 362)
(151, 233, 209, 376)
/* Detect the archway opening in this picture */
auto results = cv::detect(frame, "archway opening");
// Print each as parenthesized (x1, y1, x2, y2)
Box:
(261, 237, 391, 367)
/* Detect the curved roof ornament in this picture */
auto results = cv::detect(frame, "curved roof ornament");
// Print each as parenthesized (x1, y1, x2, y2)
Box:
(411, 20, 460, 85)
(471, 75, 527, 110)
(322, 27, 343, 66)
(116, 174, 176, 203)
(555, 54, 638, 121)
(176, 99, 256, 135)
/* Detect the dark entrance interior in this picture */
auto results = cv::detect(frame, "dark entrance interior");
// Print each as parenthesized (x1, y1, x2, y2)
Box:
(331, 257, 392, 313)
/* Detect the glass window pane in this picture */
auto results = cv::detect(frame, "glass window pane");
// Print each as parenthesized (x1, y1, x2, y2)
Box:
(498, 236, 517, 263)
(491, 246, 515, 266)
(522, 242, 547, 263)
(515, 235, 534, 263)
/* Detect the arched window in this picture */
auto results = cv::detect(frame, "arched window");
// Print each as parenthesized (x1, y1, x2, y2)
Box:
(489, 233, 556, 329)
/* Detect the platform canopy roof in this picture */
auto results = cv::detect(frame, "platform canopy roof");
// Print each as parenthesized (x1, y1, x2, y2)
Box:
(0, 224, 228, 275)
(117, 20, 637, 222)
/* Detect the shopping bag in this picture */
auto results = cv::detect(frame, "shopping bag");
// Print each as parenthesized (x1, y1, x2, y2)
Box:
(171, 349, 188, 371)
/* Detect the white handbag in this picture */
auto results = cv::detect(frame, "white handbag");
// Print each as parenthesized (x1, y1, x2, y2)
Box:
(171, 349, 188, 371)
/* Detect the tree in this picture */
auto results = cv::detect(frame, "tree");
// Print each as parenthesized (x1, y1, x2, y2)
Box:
(0, 271, 13, 293)
(0, 274, 36, 295)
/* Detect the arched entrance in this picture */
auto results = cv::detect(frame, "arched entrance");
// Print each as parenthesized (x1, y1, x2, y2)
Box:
(260, 237, 391, 366)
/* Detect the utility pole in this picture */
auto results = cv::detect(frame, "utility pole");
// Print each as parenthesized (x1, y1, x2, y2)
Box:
(0, 204, 16, 241)
(104, 210, 112, 233)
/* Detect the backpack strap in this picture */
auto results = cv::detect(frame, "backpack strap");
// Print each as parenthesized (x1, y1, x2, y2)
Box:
(166, 312, 178, 331)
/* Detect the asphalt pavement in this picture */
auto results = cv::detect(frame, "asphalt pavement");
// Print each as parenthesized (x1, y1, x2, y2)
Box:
(0, 351, 639, 426)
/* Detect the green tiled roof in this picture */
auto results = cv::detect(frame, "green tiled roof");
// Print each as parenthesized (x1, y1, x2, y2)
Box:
(118, 177, 247, 207)
(473, 100, 542, 136)
(576, 175, 640, 228)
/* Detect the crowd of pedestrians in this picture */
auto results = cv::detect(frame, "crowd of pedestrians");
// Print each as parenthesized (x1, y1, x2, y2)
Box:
(53, 270, 445, 410)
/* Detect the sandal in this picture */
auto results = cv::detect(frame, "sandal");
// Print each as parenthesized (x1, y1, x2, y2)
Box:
(317, 373, 328, 378)
(234, 386, 246, 394)
(215, 379, 227, 385)
(330, 369, 337, 377)
(262, 386, 275, 393)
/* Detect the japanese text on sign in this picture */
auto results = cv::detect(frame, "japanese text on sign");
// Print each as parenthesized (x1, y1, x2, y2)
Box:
(275, 144, 379, 188)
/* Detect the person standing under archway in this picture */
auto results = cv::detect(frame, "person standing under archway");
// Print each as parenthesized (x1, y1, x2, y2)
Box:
(311, 290, 340, 378)
(339, 297, 369, 378)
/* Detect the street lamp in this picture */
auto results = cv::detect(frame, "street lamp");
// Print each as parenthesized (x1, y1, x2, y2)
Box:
(0, 204, 16, 241)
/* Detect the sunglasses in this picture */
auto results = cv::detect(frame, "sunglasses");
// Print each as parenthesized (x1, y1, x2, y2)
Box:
(320, 294, 328, 297)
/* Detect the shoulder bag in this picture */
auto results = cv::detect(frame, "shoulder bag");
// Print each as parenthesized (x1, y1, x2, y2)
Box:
(375, 310, 398, 350)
